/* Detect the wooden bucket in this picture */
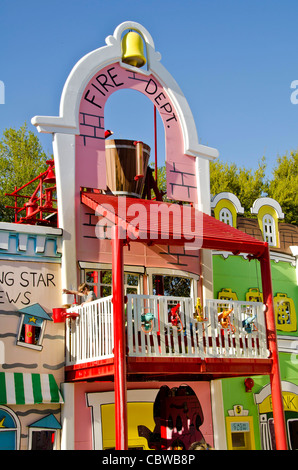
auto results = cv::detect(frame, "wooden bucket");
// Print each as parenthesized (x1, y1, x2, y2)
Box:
(105, 139, 150, 197)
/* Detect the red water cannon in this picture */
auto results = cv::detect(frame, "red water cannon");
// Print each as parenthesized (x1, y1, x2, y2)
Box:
(170, 304, 183, 332)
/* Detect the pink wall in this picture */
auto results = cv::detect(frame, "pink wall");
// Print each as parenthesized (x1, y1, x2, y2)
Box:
(76, 63, 195, 202)
(73, 380, 214, 450)
(75, 63, 198, 268)
(77, 224, 201, 276)
(78, 196, 201, 274)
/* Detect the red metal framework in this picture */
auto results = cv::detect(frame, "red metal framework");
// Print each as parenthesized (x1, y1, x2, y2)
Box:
(5, 160, 58, 226)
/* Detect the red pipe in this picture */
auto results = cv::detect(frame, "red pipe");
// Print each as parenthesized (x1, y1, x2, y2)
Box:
(112, 225, 128, 450)
(154, 105, 157, 185)
(260, 245, 287, 450)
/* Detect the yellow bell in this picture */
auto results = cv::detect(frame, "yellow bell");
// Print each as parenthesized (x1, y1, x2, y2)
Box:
(121, 31, 146, 68)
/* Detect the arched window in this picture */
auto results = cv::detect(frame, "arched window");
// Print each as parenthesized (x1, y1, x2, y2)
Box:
(0, 407, 20, 450)
(211, 193, 244, 228)
(262, 214, 276, 246)
(219, 208, 233, 226)
(250, 198, 284, 248)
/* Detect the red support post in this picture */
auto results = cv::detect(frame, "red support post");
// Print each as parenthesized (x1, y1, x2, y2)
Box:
(154, 105, 157, 185)
(112, 225, 128, 450)
(260, 245, 288, 450)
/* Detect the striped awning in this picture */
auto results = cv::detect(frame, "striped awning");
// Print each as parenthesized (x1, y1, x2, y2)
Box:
(0, 373, 63, 405)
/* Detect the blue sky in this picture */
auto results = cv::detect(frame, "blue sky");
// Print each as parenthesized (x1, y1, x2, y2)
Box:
(0, 0, 298, 178)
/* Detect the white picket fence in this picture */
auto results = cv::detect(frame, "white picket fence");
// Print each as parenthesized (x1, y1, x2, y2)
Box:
(65, 294, 268, 366)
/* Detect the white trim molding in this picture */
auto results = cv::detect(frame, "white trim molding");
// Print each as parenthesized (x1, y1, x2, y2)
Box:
(211, 192, 244, 214)
(250, 197, 284, 219)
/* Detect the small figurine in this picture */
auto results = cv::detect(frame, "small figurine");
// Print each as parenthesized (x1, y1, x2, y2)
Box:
(194, 297, 207, 322)
(218, 308, 235, 333)
(170, 304, 183, 332)
(242, 315, 257, 334)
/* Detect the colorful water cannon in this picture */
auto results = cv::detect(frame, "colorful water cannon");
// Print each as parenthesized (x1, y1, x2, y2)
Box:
(141, 312, 154, 333)
(170, 303, 183, 332)
(242, 314, 257, 334)
(218, 308, 235, 333)
(194, 297, 207, 322)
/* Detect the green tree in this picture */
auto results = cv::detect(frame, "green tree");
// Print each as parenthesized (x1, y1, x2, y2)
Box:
(267, 151, 298, 225)
(210, 157, 267, 216)
(0, 123, 49, 221)
(154, 153, 297, 226)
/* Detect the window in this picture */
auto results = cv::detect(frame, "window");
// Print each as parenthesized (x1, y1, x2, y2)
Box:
(219, 208, 233, 226)
(287, 419, 298, 450)
(262, 214, 276, 246)
(101, 402, 154, 450)
(86, 270, 112, 297)
(147, 269, 198, 300)
(152, 275, 191, 297)
(18, 317, 43, 348)
(211, 193, 244, 228)
(124, 274, 140, 295)
(16, 304, 51, 351)
(87, 389, 158, 450)
(84, 269, 141, 297)
(250, 198, 284, 248)
(30, 430, 56, 450)
(28, 414, 61, 450)
(0, 407, 20, 450)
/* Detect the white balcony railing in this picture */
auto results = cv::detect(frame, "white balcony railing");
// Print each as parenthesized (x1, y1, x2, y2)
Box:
(65, 295, 113, 366)
(126, 295, 268, 359)
(65, 294, 268, 367)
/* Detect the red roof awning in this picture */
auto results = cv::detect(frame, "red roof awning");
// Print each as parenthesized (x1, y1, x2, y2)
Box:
(81, 192, 267, 257)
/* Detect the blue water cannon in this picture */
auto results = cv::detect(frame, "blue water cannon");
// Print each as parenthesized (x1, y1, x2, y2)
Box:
(141, 312, 154, 332)
(242, 315, 257, 334)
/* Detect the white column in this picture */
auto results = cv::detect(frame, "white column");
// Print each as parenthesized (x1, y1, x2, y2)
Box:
(60, 383, 75, 450)
(211, 380, 227, 450)
(52, 132, 79, 302)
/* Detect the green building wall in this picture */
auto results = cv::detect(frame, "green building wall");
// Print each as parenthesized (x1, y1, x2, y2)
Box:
(213, 254, 298, 449)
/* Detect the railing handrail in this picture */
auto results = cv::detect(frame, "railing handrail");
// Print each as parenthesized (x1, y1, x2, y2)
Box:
(65, 295, 114, 366)
(65, 294, 268, 367)
(66, 294, 113, 312)
(126, 293, 191, 300)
